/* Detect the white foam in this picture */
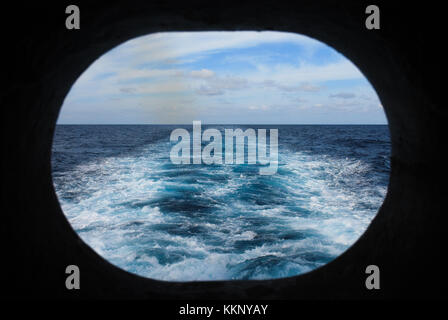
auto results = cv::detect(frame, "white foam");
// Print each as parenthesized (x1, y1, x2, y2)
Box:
(54, 141, 388, 281)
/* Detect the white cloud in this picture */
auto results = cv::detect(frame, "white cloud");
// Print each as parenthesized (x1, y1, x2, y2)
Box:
(330, 92, 356, 99)
(248, 105, 269, 110)
(117, 68, 184, 80)
(190, 69, 215, 78)
(264, 81, 323, 92)
(116, 31, 319, 65)
(67, 31, 362, 104)
(59, 31, 385, 124)
(196, 85, 224, 96)
(298, 82, 322, 92)
(194, 76, 248, 96)
(249, 60, 363, 84)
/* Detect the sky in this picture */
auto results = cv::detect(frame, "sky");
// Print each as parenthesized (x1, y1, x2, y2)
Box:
(58, 31, 386, 124)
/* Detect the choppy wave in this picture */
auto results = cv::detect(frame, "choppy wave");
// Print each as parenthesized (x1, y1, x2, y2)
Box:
(52, 125, 390, 280)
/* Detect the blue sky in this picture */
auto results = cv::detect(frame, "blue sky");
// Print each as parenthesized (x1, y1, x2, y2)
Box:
(58, 31, 386, 124)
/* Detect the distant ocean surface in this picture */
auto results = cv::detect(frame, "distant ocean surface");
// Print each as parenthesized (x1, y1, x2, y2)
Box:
(52, 125, 390, 281)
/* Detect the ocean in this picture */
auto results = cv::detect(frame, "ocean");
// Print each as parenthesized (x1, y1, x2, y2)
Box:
(51, 124, 390, 281)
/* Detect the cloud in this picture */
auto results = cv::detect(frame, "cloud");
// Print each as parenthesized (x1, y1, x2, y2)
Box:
(250, 60, 363, 84)
(298, 82, 322, 92)
(195, 76, 248, 96)
(196, 85, 224, 96)
(210, 76, 248, 90)
(68, 32, 361, 103)
(190, 69, 215, 78)
(120, 81, 190, 95)
(248, 105, 269, 110)
(117, 69, 184, 80)
(259, 80, 322, 92)
(329, 92, 356, 99)
(59, 31, 385, 125)
(120, 87, 137, 94)
(116, 31, 319, 66)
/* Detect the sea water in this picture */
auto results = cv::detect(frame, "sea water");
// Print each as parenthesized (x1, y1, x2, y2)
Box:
(51, 124, 390, 281)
